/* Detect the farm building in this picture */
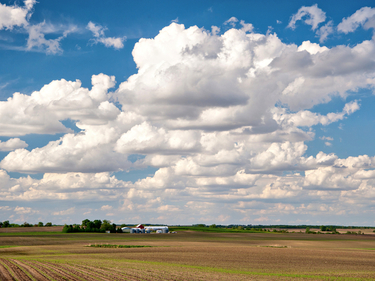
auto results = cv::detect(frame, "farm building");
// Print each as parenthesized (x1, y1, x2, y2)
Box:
(122, 224, 169, 234)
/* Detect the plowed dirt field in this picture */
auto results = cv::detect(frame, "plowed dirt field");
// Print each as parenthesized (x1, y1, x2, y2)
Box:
(0, 230, 375, 280)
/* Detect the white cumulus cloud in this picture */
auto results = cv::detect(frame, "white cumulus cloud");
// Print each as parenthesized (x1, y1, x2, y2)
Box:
(0, 0, 35, 30)
(1, 20, 375, 224)
(0, 138, 28, 151)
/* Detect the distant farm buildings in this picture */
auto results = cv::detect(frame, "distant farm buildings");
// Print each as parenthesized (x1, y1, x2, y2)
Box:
(122, 224, 169, 234)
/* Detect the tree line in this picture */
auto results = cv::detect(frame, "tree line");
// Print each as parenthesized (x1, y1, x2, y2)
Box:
(62, 219, 123, 233)
(0, 221, 53, 228)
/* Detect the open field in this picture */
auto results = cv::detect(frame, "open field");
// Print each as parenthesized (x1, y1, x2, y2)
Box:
(0, 229, 375, 280)
(0, 226, 63, 234)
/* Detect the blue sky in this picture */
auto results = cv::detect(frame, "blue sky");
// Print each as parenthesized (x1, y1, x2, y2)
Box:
(1, 0, 375, 226)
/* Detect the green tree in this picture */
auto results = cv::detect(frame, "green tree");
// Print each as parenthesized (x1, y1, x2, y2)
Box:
(93, 220, 102, 229)
(328, 226, 336, 232)
(209, 224, 217, 228)
(3, 220, 10, 228)
(38, 222, 44, 227)
(111, 223, 117, 233)
(305, 227, 310, 233)
(100, 220, 112, 231)
(82, 219, 91, 227)
(86, 221, 94, 231)
(320, 225, 327, 231)
(45, 222, 52, 227)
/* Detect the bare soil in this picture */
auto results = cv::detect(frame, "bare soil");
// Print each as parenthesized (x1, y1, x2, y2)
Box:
(0, 226, 63, 233)
(0, 231, 375, 280)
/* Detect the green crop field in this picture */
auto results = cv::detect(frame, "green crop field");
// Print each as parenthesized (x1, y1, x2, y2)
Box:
(0, 227, 375, 280)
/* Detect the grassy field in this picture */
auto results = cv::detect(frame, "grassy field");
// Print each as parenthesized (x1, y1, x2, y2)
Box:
(0, 227, 375, 280)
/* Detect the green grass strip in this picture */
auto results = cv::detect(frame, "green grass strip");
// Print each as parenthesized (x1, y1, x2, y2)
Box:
(0, 245, 20, 248)
(86, 244, 153, 248)
(258, 245, 289, 248)
(169, 226, 271, 233)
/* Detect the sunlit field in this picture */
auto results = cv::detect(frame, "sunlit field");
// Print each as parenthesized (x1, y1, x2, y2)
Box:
(0, 227, 375, 280)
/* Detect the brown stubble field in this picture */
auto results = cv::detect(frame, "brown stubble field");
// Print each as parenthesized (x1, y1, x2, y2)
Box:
(0, 228, 375, 280)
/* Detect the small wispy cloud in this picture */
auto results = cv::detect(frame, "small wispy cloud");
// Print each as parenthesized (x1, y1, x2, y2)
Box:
(0, 1, 78, 54)
(26, 22, 78, 54)
(320, 136, 333, 147)
(338, 7, 375, 33)
(53, 207, 75, 216)
(87, 21, 126, 49)
(224, 17, 253, 33)
(288, 4, 326, 30)
(224, 17, 239, 27)
(320, 136, 334, 141)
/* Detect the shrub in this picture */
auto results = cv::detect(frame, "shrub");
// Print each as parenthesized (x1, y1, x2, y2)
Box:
(45, 222, 52, 227)
(62, 224, 73, 233)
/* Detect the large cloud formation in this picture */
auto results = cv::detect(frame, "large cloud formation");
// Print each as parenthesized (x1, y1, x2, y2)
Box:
(2, 10, 375, 224)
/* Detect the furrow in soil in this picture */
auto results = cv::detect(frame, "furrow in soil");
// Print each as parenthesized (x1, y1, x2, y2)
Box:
(0, 258, 32, 281)
(0, 260, 16, 281)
